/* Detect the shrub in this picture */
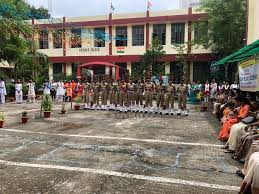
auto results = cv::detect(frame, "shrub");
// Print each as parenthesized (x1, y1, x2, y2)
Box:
(42, 95, 53, 111)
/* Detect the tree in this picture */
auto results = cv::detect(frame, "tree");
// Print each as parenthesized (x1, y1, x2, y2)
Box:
(0, 0, 50, 82)
(139, 37, 166, 79)
(174, 44, 189, 83)
(29, 6, 50, 19)
(193, 0, 246, 59)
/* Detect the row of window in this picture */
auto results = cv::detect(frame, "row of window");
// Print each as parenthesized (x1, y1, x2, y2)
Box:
(39, 23, 202, 49)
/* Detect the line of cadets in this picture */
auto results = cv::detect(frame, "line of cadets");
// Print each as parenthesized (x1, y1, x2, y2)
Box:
(82, 78, 188, 116)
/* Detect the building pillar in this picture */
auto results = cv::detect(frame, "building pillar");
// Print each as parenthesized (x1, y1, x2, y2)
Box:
(105, 66, 110, 75)
(49, 64, 53, 81)
(66, 63, 72, 75)
(189, 61, 194, 82)
(127, 62, 132, 76)
(112, 67, 116, 79)
(165, 63, 170, 75)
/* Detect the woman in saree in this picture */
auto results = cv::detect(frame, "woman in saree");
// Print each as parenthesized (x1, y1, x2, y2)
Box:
(218, 96, 251, 141)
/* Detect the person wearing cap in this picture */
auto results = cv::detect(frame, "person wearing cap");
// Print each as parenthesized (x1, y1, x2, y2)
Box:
(177, 78, 188, 116)
(135, 80, 144, 112)
(100, 80, 109, 110)
(127, 79, 135, 112)
(119, 80, 128, 113)
(92, 80, 101, 110)
(165, 80, 176, 115)
(144, 78, 154, 113)
(155, 80, 165, 114)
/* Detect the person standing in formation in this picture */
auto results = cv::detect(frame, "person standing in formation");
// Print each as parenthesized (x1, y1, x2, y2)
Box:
(0, 78, 7, 104)
(92, 80, 101, 110)
(43, 79, 51, 96)
(127, 79, 135, 112)
(15, 79, 23, 104)
(56, 80, 64, 103)
(100, 80, 108, 110)
(119, 80, 128, 112)
(144, 78, 154, 113)
(165, 80, 176, 115)
(135, 80, 144, 112)
(27, 79, 35, 103)
(155, 81, 164, 114)
(177, 79, 188, 116)
(50, 80, 57, 102)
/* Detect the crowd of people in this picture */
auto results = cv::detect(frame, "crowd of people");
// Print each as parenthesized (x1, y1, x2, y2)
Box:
(212, 86, 259, 193)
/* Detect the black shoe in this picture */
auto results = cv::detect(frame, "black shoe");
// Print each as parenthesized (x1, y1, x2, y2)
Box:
(236, 170, 245, 179)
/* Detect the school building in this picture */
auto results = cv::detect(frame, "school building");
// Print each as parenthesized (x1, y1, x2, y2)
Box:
(31, 7, 213, 83)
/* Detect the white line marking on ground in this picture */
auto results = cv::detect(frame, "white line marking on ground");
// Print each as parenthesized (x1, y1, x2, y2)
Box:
(1, 128, 222, 147)
(0, 159, 239, 192)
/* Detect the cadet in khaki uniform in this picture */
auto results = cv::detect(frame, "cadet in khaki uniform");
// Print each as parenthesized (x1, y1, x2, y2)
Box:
(100, 80, 108, 110)
(155, 81, 165, 114)
(84, 82, 91, 109)
(127, 79, 135, 111)
(110, 81, 118, 110)
(144, 78, 154, 113)
(165, 80, 176, 115)
(135, 80, 144, 111)
(119, 80, 128, 112)
(93, 81, 101, 109)
(177, 79, 188, 116)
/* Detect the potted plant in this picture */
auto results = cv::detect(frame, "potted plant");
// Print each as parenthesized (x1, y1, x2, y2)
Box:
(61, 103, 66, 114)
(42, 95, 53, 118)
(0, 113, 5, 128)
(21, 111, 29, 123)
(74, 97, 81, 110)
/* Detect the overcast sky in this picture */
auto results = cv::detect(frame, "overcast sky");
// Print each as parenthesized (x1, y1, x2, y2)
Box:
(27, 0, 180, 17)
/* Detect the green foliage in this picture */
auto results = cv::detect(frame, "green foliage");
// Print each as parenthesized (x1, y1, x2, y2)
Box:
(0, 112, 5, 121)
(173, 44, 189, 82)
(0, 0, 50, 81)
(75, 97, 81, 105)
(42, 95, 53, 111)
(5, 83, 15, 97)
(193, 0, 246, 59)
(29, 6, 50, 19)
(53, 74, 77, 82)
(139, 37, 166, 78)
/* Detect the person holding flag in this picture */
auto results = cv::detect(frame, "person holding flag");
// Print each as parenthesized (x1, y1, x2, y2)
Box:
(110, 0, 115, 13)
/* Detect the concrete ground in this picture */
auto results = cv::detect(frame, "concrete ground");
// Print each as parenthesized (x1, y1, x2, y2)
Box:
(0, 102, 243, 194)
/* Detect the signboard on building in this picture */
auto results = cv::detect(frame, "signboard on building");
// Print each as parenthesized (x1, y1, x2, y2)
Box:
(116, 47, 125, 53)
(239, 57, 259, 92)
(79, 48, 100, 52)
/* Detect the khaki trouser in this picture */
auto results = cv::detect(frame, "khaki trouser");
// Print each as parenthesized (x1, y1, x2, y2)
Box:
(93, 91, 100, 105)
(84, 90, 90, 104)
(119, 92, 128, 107)
(156, 93, 164, 108)
(144, 91, 153, 107)
(178, 94, 187, 109)
(101, 91, 107, 105)
(128, 92, 135, 106)
(166, 93, 174, 109)
(135, 92, 143, 106)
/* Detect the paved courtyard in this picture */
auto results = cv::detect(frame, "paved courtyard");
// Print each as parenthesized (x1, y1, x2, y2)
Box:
(0, 102, 242, 194)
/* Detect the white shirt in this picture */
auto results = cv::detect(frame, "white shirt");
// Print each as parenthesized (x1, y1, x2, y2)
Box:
(230, 84, 239, 90)
(27, 82, 35, 95)
(15, 83, 23, 94)
(43, 82, 51, 95)
(0, 81, 7, 95)
(205, 84, 210, 92)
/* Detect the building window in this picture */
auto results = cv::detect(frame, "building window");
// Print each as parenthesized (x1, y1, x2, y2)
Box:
(171, 23, 185, 44)
(53, 63, 63, 75)
(70, 28, 82, 48)
(116, 26, 127, 47)
(94, 27, 105, 47)
(132, 25, 144, 46)
(39, 30, 49, 49)
(153, 24, 166, 45)
(53, 29, 63, 49)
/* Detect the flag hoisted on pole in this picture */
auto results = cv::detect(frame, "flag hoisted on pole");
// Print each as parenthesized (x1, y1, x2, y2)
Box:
(110, 0, 115, 13)
(147, 1, 152, 11)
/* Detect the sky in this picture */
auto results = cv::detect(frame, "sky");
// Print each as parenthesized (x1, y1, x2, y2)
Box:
(27, 0, 180, 18)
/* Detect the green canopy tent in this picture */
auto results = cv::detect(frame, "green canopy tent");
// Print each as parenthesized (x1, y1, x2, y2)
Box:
(212, 40, 259, 67)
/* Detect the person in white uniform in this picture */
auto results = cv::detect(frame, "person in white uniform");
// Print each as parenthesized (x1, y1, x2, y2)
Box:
(56, 81, 64, 103)
(15, 79, 23, 104)
(0, 78, 7, 104)
(27, 79, 36, 103)
(43, 79, 51, 95)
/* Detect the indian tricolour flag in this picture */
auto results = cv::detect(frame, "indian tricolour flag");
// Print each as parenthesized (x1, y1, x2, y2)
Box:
(117, 47, 124, 53)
